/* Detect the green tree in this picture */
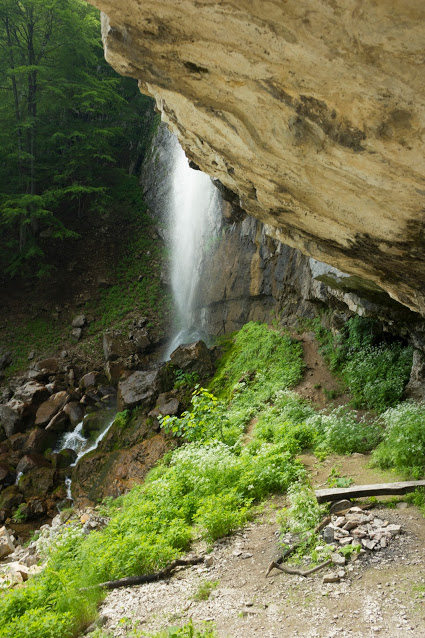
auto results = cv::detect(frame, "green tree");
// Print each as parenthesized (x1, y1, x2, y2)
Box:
(0, 0, 156, 278)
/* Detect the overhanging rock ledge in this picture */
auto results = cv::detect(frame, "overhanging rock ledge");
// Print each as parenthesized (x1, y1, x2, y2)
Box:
(89, 0, 425, 315)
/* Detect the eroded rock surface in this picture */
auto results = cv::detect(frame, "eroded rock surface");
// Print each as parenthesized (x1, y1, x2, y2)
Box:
(90, 0, 425, 315)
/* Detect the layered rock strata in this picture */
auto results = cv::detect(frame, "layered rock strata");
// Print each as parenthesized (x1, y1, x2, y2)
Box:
(90, 0, 425, 315)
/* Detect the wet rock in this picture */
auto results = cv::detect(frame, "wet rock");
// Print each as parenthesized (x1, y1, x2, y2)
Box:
(128, 328, 150, 352)
(51, 448, 77, 469)
(45, 409, 71, 433)
(0, 485, 23, 510)
(103, 331, 133, 362)
(13, 381, 50, 407)
(81, 410, 112, 438)
(16, 453, 50, 475)
(0, 400, 31, 437)
(19, 467, 56, 499)
(0, 464, 15, 488)
(63, 401, 84, 427)
(23, 428, 57, 455)
(118, 366, 172, 411)
(170, 340, 213, 377)
(35, 391, 69, 427)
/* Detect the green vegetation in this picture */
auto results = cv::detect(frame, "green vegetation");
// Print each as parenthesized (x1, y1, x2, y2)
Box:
(1, 317, 62, 377)
(0, 0, 157, 279)
(192, 580, 219, 601)
(311, 315, 413, 412)
(146, 621, 217, 638)
(372, 402, 425, 478)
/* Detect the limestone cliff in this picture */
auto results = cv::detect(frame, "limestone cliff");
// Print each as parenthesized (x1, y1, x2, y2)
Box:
(89, 0, 424, 315)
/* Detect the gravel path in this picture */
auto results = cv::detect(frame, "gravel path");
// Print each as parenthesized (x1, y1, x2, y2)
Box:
(99, 501, 425, 637)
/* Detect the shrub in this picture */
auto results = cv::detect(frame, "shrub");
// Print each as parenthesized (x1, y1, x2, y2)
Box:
(278, 483, 322, 536)
(372, 402, 425, 477)
(309, 407, 382, 455)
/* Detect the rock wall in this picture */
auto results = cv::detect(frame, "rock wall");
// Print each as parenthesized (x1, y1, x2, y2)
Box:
(90, 0, 425, 316)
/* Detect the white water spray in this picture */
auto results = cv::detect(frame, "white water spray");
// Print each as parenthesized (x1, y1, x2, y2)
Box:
(55, 414, 116, 503)
(166, 142, 221, 356)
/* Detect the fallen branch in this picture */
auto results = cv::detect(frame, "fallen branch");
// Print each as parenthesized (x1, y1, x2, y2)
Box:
(267, 558, 332, 578)
(83, 556, 204, 591)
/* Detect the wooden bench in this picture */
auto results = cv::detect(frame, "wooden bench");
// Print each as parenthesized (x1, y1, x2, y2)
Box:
(315, 480, 425, 503)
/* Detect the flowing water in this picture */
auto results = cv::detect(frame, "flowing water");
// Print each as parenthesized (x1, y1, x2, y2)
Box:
(55, 413, 116, 503)
(166, 140, 221, 357)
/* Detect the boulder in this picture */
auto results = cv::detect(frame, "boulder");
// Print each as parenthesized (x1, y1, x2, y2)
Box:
(0, 526, 15, 559)
(0, 400, 31, 437)
(51, 449, 77, 469)
(13, 381, 49, 408)
(19, 467, 56, 499)
(0, 463, 15, 488)
(128, 328, 150, 352)
(117, 366, 172, 411)
(63, 401, 84, 427)
(45, 409, 70, 433)
(81, 410, 112, 438)
(35, 391, 69, 427)
(16, 454, 50, 475)
(105, 360, 125, 383)
(20, 497, 47, 519)
(79, 371, 107, 390)
(0, 485, 23, 510)
(71, 327, 82, 342)
(72, 314, 87, 328)
(8, 431, 29, 451)
(157, 392, 181, 417)
(170, 340, 214, 377)
(23, 428, 57, 455)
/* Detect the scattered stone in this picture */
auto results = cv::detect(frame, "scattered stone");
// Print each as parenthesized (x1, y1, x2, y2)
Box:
(71, 327, 82, 342)
(331, 552, 346, 566)
(323, 572, 341, 584)
(72, 315, 87, 328)
(35, 391, 69, 427)
(329, 500, 352, 514)
(0, 526, 15, 559)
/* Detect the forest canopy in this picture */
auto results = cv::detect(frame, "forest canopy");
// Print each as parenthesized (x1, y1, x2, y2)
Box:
(0, 0, 156, 279)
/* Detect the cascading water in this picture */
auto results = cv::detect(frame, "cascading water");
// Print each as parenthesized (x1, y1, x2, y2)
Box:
(166, 140, 221, 357)
(55, 414, 116, 504)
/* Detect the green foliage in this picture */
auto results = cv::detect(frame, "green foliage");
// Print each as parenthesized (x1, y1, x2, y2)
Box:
(12, 503, 27, 523)
(0, 0, 157, 279)
(211, 323, 304, 402)
(1, 317, 62, 378)
(174, 369, 200, 389)
(160, 386, 231, 444)
(326, 467, 353, 488)
(312, 316, 412, 411)
(372, 402, 425, 478)
(192, 580, 219, 602)
(278, 483, 322, 536)
(307, 407, 382, 455)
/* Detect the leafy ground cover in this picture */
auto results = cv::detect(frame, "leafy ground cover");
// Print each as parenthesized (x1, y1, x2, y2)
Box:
(311, 315, 413, 411)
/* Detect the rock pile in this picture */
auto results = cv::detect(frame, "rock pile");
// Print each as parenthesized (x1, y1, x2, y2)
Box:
(323, 506, 402, 552)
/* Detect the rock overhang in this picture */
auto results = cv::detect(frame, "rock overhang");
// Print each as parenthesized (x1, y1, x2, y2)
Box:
(89, 0, 425, 315)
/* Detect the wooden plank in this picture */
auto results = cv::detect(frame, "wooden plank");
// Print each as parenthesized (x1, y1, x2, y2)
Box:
(315, 480, 425, 503)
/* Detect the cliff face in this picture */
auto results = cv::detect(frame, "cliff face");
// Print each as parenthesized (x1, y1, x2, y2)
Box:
(89, 0, 424, 315)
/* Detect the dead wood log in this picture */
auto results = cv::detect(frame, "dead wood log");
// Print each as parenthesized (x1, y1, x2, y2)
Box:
(267, 558, 332, 578)
(83, 556, 204, 591)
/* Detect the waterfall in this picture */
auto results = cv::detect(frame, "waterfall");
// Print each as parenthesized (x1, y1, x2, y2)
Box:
(166, 140, 221, 356)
